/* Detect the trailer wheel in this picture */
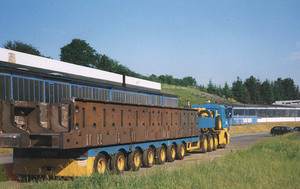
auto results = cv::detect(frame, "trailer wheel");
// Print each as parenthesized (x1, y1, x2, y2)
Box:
(142, 147, 155, 168)
(111, 151, 126, 174)
(213, 135, 218, 151)
(201, 135, 208, 153)
(207, 135, 213, 152)
(94, 153, 108, 174)
(128, 149, 142, 171)
(167, 144, 176, 162)
(156, 146, 166, 165)
(215, 116, 222, 130)
(176, 143, 185, 160)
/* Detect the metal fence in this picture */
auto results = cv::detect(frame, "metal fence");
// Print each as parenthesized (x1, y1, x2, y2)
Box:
(0, 73, 178, 107)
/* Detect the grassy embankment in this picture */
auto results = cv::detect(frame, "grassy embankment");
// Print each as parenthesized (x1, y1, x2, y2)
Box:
(161, 84, 235, 107)
(13, 133, 299, 188)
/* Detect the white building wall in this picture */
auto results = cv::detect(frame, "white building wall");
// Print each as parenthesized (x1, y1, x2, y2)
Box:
(258, 117, 300, 123)
(0, 48, 161, 91)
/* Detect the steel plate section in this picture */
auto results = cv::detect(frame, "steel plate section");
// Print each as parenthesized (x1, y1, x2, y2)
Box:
(62, 99, 199, 149)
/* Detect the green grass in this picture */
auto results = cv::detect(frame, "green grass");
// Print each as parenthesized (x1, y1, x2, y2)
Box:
(20, 133, 299, 189)
(161, 84, 238, 107)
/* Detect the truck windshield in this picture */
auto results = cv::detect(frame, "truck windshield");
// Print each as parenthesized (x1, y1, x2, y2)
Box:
(225, 109, 229, 119)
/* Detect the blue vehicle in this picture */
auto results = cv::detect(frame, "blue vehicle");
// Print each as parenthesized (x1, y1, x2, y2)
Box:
(192, 104, 230, 131)
(192, 104, 231, 148)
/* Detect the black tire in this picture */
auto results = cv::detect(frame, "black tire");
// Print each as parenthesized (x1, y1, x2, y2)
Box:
(199, 110, 211, 118)
(166, 144, 176, 162)
(212, 134, 218, 151)
(156, 146, 166, 165)
(176, 143, 185, 160)
(128, 149, 142, 171)
(93, 153, 108, 174)
(111, 151, 126, 174)
(207, 135, 213, 152)
(215, 116, 222, 130)
(201, 135, 208, 153)
(142, 147, 155, 168)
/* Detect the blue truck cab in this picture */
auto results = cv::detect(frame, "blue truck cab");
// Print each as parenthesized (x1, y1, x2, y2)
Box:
(191, 104, 230, 131)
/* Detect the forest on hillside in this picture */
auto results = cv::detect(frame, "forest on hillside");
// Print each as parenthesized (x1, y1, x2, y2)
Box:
(3, 39, 300, 105)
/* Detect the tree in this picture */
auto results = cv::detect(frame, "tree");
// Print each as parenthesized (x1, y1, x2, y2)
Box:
(232, 77, 248, 103)
(60, 39, 99, 67)
(260, 80, 273, 104)
(96, 54, 117, 71)
(182, 76, 197, 86)
(244, 76, 261, 104)
(222, 82, 233, 98)
(148, 74, 159, 82)
(282, 78, 298, 100)
(207, 79, 216, 94)
(4, 40, 41, 56)
(273, 78, 285, 100)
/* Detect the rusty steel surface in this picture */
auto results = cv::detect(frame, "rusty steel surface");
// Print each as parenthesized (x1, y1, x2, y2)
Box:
(0, 99, 200, 149)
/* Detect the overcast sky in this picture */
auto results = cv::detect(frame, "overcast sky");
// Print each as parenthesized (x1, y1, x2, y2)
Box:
(1, 0, 299, 87)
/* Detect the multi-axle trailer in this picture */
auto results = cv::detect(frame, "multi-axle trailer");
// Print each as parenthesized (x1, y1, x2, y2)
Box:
(0, 48, 230, 177)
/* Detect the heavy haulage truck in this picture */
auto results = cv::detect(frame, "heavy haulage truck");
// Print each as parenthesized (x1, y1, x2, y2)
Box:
(0, 48, 230, 177)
